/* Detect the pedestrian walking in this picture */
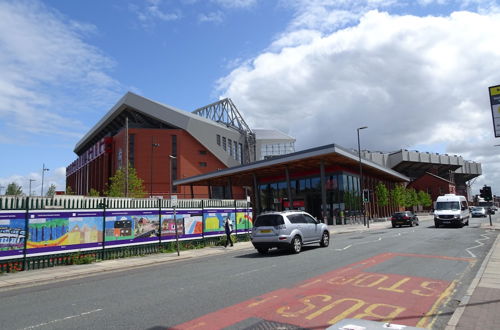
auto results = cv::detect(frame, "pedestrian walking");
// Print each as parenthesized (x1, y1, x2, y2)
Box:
(224, 217, 233, 247)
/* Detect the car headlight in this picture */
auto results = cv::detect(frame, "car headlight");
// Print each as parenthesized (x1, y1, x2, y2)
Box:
(454, 215, 460, 219)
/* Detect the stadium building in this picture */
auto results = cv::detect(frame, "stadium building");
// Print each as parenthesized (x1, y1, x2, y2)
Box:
(66, 92, 295, 198)
(67, 92, 482, 224)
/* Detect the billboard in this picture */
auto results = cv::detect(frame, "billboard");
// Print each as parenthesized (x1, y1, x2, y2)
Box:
(488, 85, 500, 137)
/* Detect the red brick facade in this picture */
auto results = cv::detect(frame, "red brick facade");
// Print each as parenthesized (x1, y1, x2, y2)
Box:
(67, 128, 243, 198)
(408, 172, 456, 203)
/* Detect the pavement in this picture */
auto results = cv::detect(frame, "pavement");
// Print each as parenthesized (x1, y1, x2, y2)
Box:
(1, 214, 499, 329)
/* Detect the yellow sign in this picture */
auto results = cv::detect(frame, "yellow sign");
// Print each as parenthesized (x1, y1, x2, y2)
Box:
(490, 86, 500, 96)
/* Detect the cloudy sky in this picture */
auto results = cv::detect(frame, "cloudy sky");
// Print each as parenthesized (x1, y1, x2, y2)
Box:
(1, 0, 499, 196)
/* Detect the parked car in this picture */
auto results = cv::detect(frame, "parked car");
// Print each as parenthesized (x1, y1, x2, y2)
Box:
(471, 207, 487, 217)
(250, 211, 330, 254)
(391, 211, 419, 228)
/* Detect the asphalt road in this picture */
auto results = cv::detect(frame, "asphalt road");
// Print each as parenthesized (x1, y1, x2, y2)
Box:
(0, 215, 497, 330)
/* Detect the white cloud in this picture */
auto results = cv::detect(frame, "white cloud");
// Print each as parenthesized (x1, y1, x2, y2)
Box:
(217, 8, 500, 194)
(129, 0, 180, 27)
(213, 0, 257, 9)
(198, 10, 224, 23)
(0, 0, 122, 140)
(0, 166, 66, 196)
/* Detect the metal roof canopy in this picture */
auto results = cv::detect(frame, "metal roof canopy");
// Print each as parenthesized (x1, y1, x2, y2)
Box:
(174, 144, 409, 187)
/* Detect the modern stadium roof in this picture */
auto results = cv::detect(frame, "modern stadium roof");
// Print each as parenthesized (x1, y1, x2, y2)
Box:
(174, 143, 410, 188)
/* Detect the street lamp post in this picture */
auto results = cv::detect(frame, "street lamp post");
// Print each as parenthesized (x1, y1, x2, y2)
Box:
(357, 126, 368, 227)
(150, 138, 160, 197)
(29, 179, 36, 197)
(169, 155, 176, 197)
(41, 164, 49, 197)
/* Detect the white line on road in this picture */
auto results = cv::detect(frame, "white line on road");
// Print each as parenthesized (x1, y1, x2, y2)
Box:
(231, 264, 277, 277)
(20, 309, 103, 330)
(334, 244, 352, 251)
(465, 232, 493, 258)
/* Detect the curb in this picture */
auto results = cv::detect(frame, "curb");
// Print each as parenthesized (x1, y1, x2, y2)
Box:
(444, 230, 500, 329)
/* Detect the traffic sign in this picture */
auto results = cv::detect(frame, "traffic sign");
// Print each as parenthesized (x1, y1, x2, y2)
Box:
(171, 195, 178, 207)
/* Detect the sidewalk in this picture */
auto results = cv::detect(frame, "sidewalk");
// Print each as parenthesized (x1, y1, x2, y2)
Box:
(1, 216, 499, 330)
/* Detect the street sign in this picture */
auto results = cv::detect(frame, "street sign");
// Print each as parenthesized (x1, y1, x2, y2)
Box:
(171, 195, 177, 207)
(488, 85, 500, 137)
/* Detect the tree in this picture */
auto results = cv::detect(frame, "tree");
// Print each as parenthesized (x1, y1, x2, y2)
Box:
(106, 164, 146, 198)
(391, 184, 406, 208)
(375, 183, 389, 207)
(5, 182, 23, 196)
(417, 190, 433, 208)
(65, 185, 75, 195)
(88, 188, 100, 197)
(405, 188, 419, 208)
(46, 184, 56, 197)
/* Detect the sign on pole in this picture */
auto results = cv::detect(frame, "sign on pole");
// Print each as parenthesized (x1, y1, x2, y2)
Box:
(171, 195, 177, 207)
(488, 85, 500, 137)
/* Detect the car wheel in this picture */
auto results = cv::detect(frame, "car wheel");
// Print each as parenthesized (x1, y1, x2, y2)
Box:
(409, 221, 413, 227)
(392, 223, 396, 228)
(257, 248, 268, 255)
(435, 221, 439, 228)
(291, 235, 302, 254)
(320, 231, 329, 247)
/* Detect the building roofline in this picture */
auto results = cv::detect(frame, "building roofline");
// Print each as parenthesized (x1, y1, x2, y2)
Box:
(174, 143, 410, 186)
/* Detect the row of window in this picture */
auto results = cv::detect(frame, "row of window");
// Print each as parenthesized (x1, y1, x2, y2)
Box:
(260, 142, 295, 159)
(217, 134, 243, 163)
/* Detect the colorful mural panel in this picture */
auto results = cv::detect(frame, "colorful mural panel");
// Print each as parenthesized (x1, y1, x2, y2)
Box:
(161, 213, 185, 236)
(203, 210, 235, 233)
(67, 216, 102, 245)
(0, 212, 25, 258)
(236, 211, 253, 231)
(27, 217, 69, 249)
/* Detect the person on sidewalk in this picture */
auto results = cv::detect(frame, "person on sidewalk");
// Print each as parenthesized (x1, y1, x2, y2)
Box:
(224, 217, 233, 247)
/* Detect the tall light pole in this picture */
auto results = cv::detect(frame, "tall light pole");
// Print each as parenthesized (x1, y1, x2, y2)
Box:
(41, 164, 49, 197)
(169, 155, 176, 197)
(29, 179, 36, 197)
(357, 126, 368, 227)
(150, 137, 160, 197)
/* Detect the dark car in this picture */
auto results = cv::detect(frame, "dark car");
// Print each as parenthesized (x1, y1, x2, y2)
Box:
(391, 211, 419, 228)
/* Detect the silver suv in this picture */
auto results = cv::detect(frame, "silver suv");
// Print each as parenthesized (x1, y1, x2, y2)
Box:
(251, 211, 330, 254)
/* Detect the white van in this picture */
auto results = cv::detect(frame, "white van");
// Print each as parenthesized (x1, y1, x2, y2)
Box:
(434, 194, 470, 228)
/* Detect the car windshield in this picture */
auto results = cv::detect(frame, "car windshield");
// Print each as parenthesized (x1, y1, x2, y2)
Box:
(472, 207, 483, 211)
(254, 214, 285, 227)
(436, 201, 460, 210)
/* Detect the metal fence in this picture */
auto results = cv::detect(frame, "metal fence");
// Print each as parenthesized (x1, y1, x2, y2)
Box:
(0, 196, 252, 273)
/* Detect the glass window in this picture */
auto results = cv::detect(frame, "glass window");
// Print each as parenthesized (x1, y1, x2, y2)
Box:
(216, 134, 221, 146)
(254, 214, 284, 227)
(199, 162, 207, 167)
(222, 137, 226, 151)
(303, 214, 318, 224)
(228, 139, 232, 156)
(311, 177, 321, 191)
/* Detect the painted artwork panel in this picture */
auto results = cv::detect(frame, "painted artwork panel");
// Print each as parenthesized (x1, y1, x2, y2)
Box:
(203, 210, 235, 233)
(183, 213, 203, 235)
(235, 210, 253, 232)
(27, 217, 69, 249)
(0, 212, 26, 258)
(66, 216, 102, 245)
(161, 213, 185, 236)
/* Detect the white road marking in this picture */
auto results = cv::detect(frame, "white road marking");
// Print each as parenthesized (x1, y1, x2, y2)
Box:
(465, 232, 493, 258)
(20, 309, 103, 329)
(231, 264, 277, 277)
(334, 244, 352, 251)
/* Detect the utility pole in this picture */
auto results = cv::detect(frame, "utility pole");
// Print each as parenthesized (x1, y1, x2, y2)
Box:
(41, 164, 50, 197)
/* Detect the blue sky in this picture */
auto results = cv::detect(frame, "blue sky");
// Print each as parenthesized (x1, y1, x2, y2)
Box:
(1, 0, 500, 196)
